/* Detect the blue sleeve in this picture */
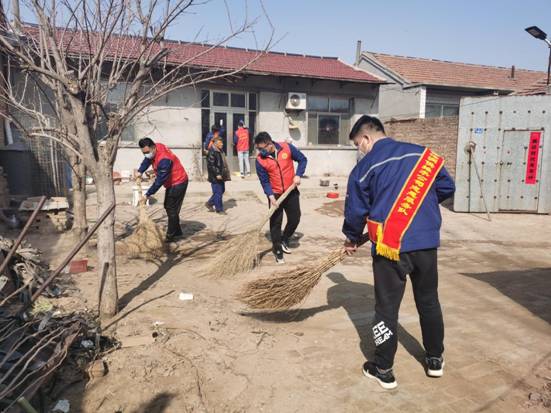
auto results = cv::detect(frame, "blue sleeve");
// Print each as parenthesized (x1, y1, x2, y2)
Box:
(289, 144, 307, 177)
(138, 157, 152, 174)
(255, 159, 273, 196)
(435, 166, 455, 203)
(342, 167, 371, 243)
(203, 133, 212, 150)
(146, 159, 172, 196)
(233, 133, 238, 145)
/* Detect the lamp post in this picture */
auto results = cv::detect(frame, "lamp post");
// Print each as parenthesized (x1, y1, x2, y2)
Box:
(525, 26, 551, 85)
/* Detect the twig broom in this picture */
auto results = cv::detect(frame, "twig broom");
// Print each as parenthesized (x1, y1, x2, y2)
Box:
(239, 235, 369, 310)
(206, 183, 297, 277)
(117, 178, 165, 259)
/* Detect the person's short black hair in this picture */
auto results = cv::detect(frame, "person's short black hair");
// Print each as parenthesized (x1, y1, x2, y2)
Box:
(138, 137, 155, 148)
(254, 132, 273, 145)
(349, 115, 385, 139)
(211, 125, 219, 133)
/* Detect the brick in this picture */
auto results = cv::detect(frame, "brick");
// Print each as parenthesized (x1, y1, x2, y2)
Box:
(386, 117, 459, 178)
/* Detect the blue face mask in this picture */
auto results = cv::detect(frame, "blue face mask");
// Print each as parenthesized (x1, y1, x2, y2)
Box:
(259, 148, 270, 157)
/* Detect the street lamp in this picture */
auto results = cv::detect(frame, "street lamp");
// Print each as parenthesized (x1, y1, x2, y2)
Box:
(525, 26, 551, 85)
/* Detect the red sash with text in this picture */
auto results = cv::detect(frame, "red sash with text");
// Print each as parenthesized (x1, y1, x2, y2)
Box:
(367, 148, 444, 261)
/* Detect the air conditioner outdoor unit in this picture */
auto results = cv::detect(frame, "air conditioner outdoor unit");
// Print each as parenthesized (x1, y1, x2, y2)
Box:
(286, 92, 307, 110)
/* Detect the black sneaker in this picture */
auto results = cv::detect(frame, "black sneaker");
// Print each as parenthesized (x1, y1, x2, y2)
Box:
(274, 250, 285, 264)
(363, 362, 397, 390)
(426, 356, 445, 377)
(281, 240, 292, 254)
(205, 202, 215, 212)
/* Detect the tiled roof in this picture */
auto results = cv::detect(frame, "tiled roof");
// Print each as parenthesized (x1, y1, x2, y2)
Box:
(21, 24, 382, 83)
(515, 77, 550, 95)
(365, 52, 546, 92)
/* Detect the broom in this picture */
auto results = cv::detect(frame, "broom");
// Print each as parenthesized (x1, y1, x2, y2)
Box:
(206, 183, 297, 277)
(117, 178, 165, 259)
(238, 234, 370, 310)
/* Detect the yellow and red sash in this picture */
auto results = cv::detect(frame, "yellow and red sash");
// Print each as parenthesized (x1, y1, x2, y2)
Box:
(367, 148, 444, 261)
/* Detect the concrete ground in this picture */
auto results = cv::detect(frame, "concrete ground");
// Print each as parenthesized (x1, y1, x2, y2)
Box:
(29, 174, 551, 412)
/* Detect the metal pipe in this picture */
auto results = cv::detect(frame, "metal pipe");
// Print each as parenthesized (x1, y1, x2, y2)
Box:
(0, 196, 47, 276)
(29, 202, 116, 303)
(547, 46, 551, 86)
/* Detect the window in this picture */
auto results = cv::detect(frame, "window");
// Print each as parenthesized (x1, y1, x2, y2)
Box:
(330, 97, 351, 113)
(318, 115, 340, 145)
(249, 93, 257, 110)
(307, 95, 353, 145)
(201, 90, 210, 108)
(426, 103, 459, 118)
(231, 93, 246, 108)
(443, 105, 459, 117)
(213, 92, 229, 107)
(308, 96, 329, 112)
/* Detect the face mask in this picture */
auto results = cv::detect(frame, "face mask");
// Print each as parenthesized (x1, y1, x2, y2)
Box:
(357, 137, 371, 155)
(144, 152, 154, 159)
(259, 148, 270, 157)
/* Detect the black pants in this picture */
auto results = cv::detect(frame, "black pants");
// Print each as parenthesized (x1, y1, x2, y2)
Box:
(372, 249, 444, 369)
(269, 188, 301, 253)
(164, 181, 188, 238)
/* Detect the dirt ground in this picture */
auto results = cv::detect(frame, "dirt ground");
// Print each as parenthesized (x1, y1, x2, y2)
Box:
(12, 176, 551, 413)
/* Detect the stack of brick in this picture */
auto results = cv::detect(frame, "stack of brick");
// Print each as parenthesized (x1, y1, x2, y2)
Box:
(19, 197, 70, 233)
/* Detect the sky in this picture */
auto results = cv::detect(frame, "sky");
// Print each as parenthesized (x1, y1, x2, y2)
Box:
(166, 0, 551, 72)
(13, 0, 551, 72)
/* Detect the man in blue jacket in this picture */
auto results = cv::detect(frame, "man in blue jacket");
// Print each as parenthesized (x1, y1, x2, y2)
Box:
(342, 115, 455, 390)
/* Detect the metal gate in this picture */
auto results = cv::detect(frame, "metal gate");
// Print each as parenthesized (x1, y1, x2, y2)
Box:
(454, 95, 551, 214)
(498, 130, 544, 211)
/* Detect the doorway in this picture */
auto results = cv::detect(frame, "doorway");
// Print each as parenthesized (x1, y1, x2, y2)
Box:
(212, 111, 247, 172)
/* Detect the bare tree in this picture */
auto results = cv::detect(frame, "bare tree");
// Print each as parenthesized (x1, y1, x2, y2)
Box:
(0, 0, 272, 317)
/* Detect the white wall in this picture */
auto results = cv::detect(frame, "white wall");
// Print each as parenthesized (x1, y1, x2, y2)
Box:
(114, 87, 203, 178)
(378, 84, 424, 121)
(258, 91, 307, 145)
(301, 147, 358, 176)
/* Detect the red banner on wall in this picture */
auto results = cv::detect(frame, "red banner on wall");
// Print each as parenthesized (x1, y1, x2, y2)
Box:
(525, 132, 541, 185)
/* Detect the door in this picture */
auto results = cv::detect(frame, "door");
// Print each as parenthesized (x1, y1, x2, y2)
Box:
(213, 112, 227, 154)
(232, 112, 246, 157)
(498, 130, 544, 211)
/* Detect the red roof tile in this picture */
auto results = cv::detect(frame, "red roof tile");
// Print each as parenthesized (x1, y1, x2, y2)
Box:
(366, 52, 545, 92)
(515, 77, 550, 95)
(22, 25, 382, 83)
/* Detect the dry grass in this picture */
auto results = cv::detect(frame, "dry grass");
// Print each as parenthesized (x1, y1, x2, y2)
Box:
(239, 247, 346, 310)
(205, 229, 260, 277)
(117, 204, 165, 260)
(204, 184, 298, 278)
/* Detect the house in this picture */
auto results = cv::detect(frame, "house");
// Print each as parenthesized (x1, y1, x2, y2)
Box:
(105, 42, 383, 177)
(357, 48, 546, 121)
(515, 77, 551, 96)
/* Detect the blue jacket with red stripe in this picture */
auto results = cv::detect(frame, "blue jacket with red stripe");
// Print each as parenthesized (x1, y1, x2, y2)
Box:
(342, 138, 455, 253)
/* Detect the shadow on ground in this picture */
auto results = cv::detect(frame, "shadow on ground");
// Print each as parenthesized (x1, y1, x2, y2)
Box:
(462, 267, 551, 324)
(243, 272, 426, 364)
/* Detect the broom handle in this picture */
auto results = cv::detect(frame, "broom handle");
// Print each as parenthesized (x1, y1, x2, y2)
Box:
(322, 233, 372, 270)
(259, 183, 297, 228)
(136, 176, 145, 206)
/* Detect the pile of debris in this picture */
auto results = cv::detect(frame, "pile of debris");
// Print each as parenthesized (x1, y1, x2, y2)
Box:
(0, 235, 114, 412)
(18, 197, 71, 233)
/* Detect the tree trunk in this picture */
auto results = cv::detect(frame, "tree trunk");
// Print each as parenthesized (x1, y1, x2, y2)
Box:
(70, 155, 88, 239)
(95, 164, 118, 318)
